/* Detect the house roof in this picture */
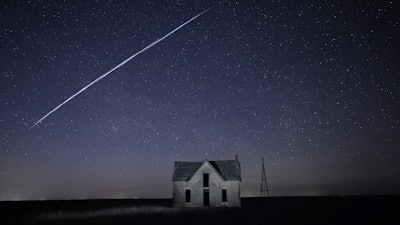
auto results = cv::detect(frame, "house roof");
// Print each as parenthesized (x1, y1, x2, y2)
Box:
(172, 160, 241, 181)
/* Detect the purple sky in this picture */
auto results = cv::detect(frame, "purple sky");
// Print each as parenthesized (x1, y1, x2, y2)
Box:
(1, 0, 399, 200)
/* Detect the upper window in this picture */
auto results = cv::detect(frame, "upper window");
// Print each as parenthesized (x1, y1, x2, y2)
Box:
(203, 173, 209, 187)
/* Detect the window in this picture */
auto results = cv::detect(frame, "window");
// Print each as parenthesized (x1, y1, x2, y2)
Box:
(222, 189, 227, 202)
(203, 173, 209, 187)
(203, 190, 210, 206)
(185, 189, 191, 202)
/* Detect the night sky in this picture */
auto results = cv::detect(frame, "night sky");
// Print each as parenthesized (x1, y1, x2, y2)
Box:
(1, 0, 399, 200)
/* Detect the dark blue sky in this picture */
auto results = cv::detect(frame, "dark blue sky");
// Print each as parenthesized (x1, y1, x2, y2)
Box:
(1, 0, 399, 200)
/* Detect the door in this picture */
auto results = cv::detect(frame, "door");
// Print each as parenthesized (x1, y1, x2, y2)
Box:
(203, 190, 209, 206)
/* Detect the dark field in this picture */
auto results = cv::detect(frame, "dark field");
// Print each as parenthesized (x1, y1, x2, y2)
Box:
(1, 196, 398, 225)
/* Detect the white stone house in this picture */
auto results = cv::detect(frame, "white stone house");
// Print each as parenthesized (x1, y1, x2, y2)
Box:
(172, 157, 241, 207)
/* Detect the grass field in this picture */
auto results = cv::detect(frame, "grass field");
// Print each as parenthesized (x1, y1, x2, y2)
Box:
(1, 196, 398, 225)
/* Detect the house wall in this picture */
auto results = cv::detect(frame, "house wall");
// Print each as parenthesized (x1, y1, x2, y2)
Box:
(173, 162, 240, 207)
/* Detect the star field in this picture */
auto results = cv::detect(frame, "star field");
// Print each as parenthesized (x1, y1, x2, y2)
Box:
(0, 0, 399, 200)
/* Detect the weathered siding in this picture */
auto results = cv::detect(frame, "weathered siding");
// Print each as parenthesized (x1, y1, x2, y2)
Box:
(173, 181, 188, 207)
(173, 161, 240, 207)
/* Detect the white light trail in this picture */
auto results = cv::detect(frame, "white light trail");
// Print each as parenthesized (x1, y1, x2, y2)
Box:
(30, 8, 212, 129)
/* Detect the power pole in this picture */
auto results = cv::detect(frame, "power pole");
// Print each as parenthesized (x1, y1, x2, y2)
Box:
(260, 157, 269, 197)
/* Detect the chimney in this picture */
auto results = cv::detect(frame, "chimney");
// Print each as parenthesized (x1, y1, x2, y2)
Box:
(234, 154, 238, 161)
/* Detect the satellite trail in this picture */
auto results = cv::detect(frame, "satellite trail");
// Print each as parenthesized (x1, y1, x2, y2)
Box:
(30, 8, 212, 129)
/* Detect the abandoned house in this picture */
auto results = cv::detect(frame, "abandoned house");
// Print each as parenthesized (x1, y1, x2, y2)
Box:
(172, 156, 241, 207)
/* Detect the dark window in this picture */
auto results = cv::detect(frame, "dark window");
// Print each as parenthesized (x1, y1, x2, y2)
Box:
(203, 173, 209, 187)
(222, 189, 227, 202)
(203, 190, 210, 206)
(185, 189, 191, 202)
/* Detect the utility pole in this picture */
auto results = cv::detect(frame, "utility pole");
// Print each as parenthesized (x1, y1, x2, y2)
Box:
(260, 157, 270, 197)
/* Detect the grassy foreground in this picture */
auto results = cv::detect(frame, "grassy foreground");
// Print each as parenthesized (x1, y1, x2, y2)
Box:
(1, 196, 398, 225)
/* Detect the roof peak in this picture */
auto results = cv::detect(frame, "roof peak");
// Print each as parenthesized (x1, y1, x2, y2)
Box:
(175, 159, 239, 163)
(172, 160, 241, 181)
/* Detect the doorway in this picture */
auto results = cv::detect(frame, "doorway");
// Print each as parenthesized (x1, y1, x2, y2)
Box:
(203, 190, 209, 206)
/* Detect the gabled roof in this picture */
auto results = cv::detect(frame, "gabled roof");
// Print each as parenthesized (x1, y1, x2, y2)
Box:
(172, 161, 203, 181)
(172, 160, 241, 181)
